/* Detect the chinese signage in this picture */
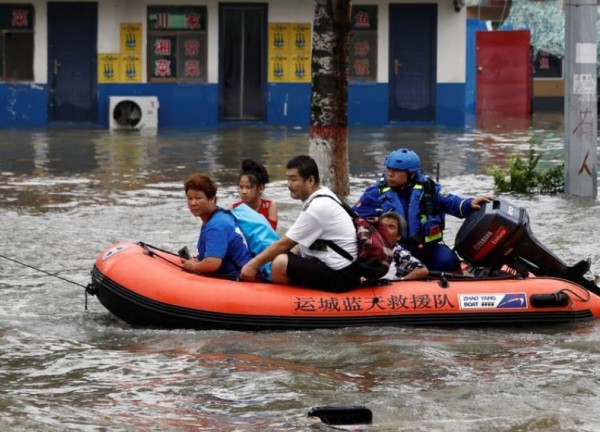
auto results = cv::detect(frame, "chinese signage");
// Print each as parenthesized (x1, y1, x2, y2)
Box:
(292, 292, 455, 314)
(147, 6, 206, 31)
(268, 23, 311, 83)
(351, 5, 377, 31)
(98, 54, 120, 83)
(121, 23, 142, 54)
(349, 6, 377, 82)
(177, 34, 207, 80)
(0, 4, 34, 30)
(150, 35, 177, 79)
(147, 6, 207, 82)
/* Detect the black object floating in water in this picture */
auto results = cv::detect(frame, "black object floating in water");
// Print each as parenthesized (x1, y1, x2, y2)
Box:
(308, 405, 373, 426)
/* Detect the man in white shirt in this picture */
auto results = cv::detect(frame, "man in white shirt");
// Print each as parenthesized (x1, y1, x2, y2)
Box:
(240, 155, 360, 291)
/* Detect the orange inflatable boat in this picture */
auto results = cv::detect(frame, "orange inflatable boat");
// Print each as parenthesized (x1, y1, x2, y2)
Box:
(88, 200, 600, 329)
(88, 241, 600, 330)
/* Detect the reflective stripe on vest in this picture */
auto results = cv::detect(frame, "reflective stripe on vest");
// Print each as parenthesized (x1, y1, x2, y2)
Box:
(377, 177, 443, 244)
(420, 214, 443, 243)
(458, 199, 468, 217)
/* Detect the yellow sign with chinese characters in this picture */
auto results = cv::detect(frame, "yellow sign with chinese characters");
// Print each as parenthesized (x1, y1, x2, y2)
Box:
(120, 23, 142, 54)
(98, 54, 120, 83)
(268, 23, 311, 83)
(120, 54, 142, 83)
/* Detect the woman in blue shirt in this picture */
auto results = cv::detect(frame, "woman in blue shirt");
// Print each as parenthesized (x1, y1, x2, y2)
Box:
(181, 173, 252, 279)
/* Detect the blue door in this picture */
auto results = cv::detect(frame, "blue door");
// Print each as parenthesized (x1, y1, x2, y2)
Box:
(389, 4, 437, 122)
(48, 2, 97, 123)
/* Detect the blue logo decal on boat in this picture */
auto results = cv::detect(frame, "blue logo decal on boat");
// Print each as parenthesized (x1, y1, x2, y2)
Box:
(459, 293, 527, 310)
(497, 293, 527, 309)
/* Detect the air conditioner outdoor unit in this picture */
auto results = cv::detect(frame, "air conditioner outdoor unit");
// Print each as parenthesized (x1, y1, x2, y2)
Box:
(109, 96, 159, 130)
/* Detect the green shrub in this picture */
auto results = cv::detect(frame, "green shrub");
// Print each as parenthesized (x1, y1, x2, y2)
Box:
(488, 145, 564, 194)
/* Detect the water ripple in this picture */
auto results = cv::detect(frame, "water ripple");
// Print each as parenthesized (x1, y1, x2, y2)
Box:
(2, 119, 600, 430)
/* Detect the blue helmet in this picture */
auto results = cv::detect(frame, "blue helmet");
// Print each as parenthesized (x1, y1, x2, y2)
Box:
(385, 149, 420, 173)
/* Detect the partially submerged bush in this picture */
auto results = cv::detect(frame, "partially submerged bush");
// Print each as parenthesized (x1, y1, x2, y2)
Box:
(488, 145, 564, 194)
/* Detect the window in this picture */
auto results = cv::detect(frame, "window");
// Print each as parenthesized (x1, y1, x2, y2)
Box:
(533, 49, 562, 79)
(349, 5, 377, 82)
(0, 4, 34, 81)
(147, 6, 207, 82)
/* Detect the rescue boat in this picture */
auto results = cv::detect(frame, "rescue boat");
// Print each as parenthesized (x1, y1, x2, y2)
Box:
(87, 240, 600, 329)
(88, 199, 600, 329)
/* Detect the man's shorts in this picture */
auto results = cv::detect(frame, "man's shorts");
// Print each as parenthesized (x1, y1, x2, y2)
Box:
(286, 252, 360, 292)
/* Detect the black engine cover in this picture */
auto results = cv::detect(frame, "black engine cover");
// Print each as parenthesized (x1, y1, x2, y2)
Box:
(454, 199, 567, 276)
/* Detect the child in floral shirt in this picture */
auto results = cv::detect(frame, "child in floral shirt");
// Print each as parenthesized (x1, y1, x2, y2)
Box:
(380, 212, 429, 281)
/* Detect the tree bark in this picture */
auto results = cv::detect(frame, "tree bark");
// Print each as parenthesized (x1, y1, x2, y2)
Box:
(309, 0, 351, 196)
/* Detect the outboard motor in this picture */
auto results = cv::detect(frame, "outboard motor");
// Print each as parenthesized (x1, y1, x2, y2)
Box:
(455, 199, 593, 288)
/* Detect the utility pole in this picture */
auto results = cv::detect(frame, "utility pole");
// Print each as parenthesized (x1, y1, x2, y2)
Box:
(564, 0, 597, 198)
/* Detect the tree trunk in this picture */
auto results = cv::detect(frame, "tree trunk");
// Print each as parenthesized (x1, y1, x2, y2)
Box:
(309, 0, 351, 196)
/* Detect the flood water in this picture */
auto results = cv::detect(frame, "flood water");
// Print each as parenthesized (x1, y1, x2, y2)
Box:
(2, 114, 600, 431)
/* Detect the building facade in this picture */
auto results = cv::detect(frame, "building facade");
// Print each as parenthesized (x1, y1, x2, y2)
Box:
(0, 0, 468, 128)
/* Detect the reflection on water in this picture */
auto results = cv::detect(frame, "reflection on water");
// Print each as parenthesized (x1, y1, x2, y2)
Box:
(2, 113, 600, 431)
(0, 113, 571, 212)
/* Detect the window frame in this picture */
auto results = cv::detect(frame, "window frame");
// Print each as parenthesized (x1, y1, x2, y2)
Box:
(349, 5, 378, 83)
(0, 4, 35, 82)
(532, 49, 563, 80)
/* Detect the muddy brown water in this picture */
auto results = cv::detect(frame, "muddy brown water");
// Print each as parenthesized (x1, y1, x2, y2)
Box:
(2, 115, 600, 431)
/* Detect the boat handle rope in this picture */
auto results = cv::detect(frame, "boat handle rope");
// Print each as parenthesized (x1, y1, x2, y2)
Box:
(137, 242, 241, 281)
(558, 286, 592, 310)
(138, 241, 186, 270)
(138, 241, 175, 256)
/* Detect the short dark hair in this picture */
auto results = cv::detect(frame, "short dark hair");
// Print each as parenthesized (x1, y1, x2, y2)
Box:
(239, 159, 270, 187)
(381, 211, 407, 235)
(184, 173, 217, 199)
(286, 155, 320, 184)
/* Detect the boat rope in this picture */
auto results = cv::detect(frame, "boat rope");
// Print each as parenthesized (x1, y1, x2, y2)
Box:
(137, 242, 241, 281)
(138, 241, 175, 256)
(0, 253, 88, 289)
(559, 286, 591, 309)
(0, 252, 94, 310)
(137, 242, 185, 269)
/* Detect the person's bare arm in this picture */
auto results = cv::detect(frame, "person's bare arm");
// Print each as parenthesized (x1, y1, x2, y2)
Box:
(403, 266, 429, 280)
(240, 236, 297, 281)
(180, 257, 222, 275)
(268, 201, 278, 226)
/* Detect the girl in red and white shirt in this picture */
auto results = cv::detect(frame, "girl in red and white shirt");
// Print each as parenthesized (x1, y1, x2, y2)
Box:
(232, 159, 278, 230)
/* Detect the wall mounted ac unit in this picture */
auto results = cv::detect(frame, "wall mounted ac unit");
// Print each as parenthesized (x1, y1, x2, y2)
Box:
(109, 96, 159, 130)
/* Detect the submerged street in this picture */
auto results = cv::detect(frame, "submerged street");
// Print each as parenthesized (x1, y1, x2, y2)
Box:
(1, 114, 600, 431)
